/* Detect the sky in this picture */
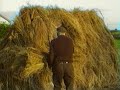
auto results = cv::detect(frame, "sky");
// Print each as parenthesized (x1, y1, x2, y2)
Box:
(0, 0, 120, 30)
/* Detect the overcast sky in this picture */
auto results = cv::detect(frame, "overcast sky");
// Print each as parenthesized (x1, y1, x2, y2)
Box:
(0, 0, 120, 30)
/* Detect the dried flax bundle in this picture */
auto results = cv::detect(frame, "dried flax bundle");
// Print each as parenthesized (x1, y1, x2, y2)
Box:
(0, 6, 118, 90)
(72, 9, 118, 89)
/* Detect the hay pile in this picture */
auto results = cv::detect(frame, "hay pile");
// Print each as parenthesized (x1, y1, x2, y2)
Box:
(0, 46, 45, 89)
(72, 10, 118, 89)
(48, 8, 118, 89)
(0, 6, 118, 90)
(0, 6, 54, 89)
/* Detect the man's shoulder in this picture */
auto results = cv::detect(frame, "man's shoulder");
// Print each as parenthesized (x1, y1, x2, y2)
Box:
(60, 35, 72, 40)
(65, 36, 73, 42)
(51, 36, 73, 43)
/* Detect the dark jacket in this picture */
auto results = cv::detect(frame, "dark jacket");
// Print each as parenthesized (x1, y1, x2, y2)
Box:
(48, 35, 74, 67)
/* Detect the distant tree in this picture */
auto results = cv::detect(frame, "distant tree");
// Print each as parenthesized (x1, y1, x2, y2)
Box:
(115, 28, 118, 31)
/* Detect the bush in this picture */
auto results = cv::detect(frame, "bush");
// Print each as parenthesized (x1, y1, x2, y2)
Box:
(110, 30, 120, 39)
(0, 22, 9, 38)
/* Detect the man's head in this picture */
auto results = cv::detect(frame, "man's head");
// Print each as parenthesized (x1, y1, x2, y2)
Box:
(57, 26, 66, 36)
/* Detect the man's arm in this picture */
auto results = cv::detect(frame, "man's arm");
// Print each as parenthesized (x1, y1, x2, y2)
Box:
(48, 41, 54, 69)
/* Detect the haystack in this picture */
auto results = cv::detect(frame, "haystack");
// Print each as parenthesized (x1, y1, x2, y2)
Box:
(72, 9, 118, 89)
(0, 6, 54, 90)
(0, 6, 118, 90)
(48, 8, 118, 89)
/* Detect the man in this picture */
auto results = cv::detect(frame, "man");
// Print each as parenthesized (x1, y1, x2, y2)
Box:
(48, 26, 74, 90)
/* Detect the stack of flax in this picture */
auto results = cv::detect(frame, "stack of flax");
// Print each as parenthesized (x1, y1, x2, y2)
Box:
(0, 6, 118, 90)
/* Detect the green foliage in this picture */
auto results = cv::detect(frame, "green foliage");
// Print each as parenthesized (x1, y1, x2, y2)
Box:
(110, 30, 120, 39)
(114, 39, 120, 67)
(0, 22, 9, 38)
(115, 39, 120, 49)
(111, 31, 120, 35)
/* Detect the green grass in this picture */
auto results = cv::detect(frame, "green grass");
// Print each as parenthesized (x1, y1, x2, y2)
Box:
(115, 39, 120, 49)
(111, 31, 120, 35)
(115, 39, 120, 77)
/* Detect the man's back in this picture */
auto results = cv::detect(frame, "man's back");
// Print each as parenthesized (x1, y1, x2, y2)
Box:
(51, 35, 74, 62)
(49, 26, 74, 90)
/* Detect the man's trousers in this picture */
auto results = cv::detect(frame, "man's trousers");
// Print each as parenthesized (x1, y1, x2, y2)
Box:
(52, 62, 74, 90)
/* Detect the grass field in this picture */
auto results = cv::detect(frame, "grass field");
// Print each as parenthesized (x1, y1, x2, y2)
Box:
(115, 39, 120, 80)
(115, 39, 120, 49)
